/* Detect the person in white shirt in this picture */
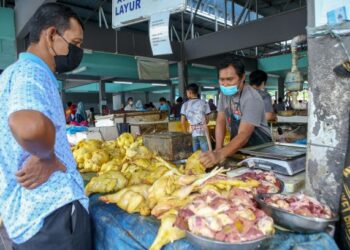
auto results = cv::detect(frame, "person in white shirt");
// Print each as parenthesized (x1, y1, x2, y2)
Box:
(181, 83, 211, 152)
(124, 97, 135, 111)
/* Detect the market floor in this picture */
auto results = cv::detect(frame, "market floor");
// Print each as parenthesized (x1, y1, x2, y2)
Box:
(0, 225, 12, 250)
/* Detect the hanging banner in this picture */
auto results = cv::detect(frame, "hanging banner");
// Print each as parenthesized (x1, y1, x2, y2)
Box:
(149, 11, 172, 56)
(112, 0, 186, 29)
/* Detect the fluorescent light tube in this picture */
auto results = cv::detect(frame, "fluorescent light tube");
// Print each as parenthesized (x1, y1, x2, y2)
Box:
(113, 81, 133, 85)
(151, 83, 167, 86)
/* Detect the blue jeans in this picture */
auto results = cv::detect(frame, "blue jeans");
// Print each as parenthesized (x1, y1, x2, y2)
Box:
(192, 136, 209, 152)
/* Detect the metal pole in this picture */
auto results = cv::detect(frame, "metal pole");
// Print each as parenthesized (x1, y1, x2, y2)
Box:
(172, 25, 181, 42)
(255, 0, 258, 56)
(98, 7, 102, 28)
(84, 0, 107, 24)
(184, 0, 202, 41)
(190, 0, 194, 39)
(235, 0, 250, 25)
(100, 6, 109, 29)
(170, 23, 174, 42)
(99, 81, 106, 114)
(181, 12, 184, 41)
(232, 0, 235, 26)
(243, 0, 253, 23)
(215, 4, 218, 32)
(224, 0, 227, 29)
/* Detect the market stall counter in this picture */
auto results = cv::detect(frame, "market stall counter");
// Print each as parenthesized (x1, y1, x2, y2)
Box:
(89, 195, 339, 250)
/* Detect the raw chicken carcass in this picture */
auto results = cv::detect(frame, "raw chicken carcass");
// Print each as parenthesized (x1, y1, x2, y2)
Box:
(99, 184, 151, 216)
(184, 151, 206, 175)
(85, 170, 127, 196)
(126, 142, 153, 160)
(149, 209, 185, 250)
(151, 195, 194, 218)
(147, 171, 181, 208)
(99, 158, 125, 174)
(116, 132, 135, 149)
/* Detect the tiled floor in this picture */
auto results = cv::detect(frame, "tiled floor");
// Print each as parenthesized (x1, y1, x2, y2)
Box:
(0, 225, 12, 250)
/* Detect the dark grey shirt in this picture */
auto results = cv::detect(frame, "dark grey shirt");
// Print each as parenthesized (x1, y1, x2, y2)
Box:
(217, 85, 271, 136)
(257, 89, 274, 113)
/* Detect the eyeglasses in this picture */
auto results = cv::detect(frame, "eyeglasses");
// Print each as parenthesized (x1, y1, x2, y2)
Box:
(57, 32, 82, 47)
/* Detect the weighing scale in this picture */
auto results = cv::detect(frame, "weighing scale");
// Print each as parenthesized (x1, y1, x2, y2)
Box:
(238, 142, 306, 176)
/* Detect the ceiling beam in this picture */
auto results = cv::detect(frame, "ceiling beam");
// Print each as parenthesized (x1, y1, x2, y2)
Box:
(63, 80, 97, 90)
(15, 0, 56, 38)
(183, 7, 306, 60)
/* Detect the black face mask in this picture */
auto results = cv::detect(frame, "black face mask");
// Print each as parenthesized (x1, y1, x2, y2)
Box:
(53, 34, 83, 74)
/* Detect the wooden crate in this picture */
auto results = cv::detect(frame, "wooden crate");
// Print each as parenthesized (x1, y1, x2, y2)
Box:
(143, 132, 193, 161)
(130, 122, 168, 136)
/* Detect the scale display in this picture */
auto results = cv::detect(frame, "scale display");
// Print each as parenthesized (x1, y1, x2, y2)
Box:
(238, 142, 307, 176)
(240, 142, 306, 160)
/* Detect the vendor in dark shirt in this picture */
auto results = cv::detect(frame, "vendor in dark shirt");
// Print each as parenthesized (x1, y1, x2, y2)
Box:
(249, 70, 276, 122)
(200, 58, 272, 168)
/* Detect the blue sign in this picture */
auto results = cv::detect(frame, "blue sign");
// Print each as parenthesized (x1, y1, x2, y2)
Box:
(115, 0, 141, 16)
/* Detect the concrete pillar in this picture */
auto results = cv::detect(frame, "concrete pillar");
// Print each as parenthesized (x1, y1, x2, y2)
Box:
(305, 0, 350, 213)
(278, 76, 285, 100)
(145, 91, 149, 103)
(177, 61, 188, 98)
(121, 92, 126, 106)
(99, 81, 106, 114)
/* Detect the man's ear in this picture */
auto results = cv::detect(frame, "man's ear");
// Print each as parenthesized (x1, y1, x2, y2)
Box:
(45, 27, 57, 52)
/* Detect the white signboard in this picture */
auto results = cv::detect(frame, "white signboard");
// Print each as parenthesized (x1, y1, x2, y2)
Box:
(112, 0, 187, 28)
(149, 12, 172, 56)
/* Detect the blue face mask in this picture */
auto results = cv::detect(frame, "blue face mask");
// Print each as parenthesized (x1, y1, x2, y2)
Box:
(220, 85, 238, 96)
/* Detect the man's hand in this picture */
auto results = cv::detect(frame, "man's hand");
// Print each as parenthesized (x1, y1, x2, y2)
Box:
(16, 154, 66, 189)
(200, 150, 226, 168)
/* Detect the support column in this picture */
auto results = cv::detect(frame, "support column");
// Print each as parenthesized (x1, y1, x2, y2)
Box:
(145, 91, 149, 103)
(278, 76, 285, 100)
(121, 92, 126, 105)
(99, 81, 106, 114)
(178, 41, 188, 99)
(178, 61, 188, 98)
(305, 0, 350, 213)
(169, 85, 176, 102)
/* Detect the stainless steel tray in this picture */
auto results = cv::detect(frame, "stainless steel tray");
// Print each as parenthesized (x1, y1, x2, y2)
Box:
(186, 230, 271, 250)
(239, 142, 306, 160)
(255, 193, 338, 233)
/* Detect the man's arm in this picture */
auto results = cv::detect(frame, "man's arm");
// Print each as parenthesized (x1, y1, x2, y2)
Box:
(265, 112, 276, 122)
(9, 110, 55, 159)
(181, 115, 188, 133)
(215, 112, 226, 150)
(9, 110, 66, 189)
(200, 121, 255, 168)
(217, 121, 254, 158)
